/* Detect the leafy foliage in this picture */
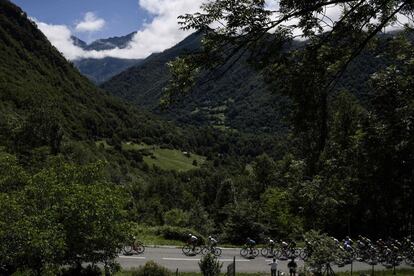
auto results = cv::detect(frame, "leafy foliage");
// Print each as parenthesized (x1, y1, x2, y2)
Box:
(130, 261, 172, 276)
(199, 254, 222, 276)
(0, 154, 129, 275)
(303, 231, 339, 273)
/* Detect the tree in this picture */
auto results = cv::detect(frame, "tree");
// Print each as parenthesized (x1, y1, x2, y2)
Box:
(361, 34, 414, 236)
(303, 231, 339, 275)
(0, 157, 129, 275)
(165, 0, 413, 173)
(253, 153, 276, 193)
(222, 201, 266, 244)
(13, 104, 63, 156)
(163, 208, 191, 227)
(261, 187, 303, 238)
(199, 254, 222, 276)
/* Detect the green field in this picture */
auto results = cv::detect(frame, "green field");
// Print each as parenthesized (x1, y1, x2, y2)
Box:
(122, 142, 154, 151)
(143, 148, 205, 172)
(123, 142, 206, 172)
(96, 141, 206, 172)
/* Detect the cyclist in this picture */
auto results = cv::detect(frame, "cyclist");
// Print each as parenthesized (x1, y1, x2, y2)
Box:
(344, 236, 353, 247)
(207, 235, 218, 250)
(343, 236, 354, 253)
(188, 234, 198, 252)
(357, 236, 367, 250)
(246, 237, 256, 254)
(278, 240, 288, 255)
(281, 240, 289, 250)
(266, 237, 276, 253)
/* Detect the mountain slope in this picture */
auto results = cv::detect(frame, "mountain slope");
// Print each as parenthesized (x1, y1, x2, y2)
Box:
(0, 1, 285, 178)
(102, 32, 290, 133)
(73, 57, 142, 84)
(101, 29, 407, 134)
(72, 33, 141, 83)
(0, 1, 187, 153)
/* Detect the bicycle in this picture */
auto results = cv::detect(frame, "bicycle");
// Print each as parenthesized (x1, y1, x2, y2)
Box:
(277, 244, 300, 260)
(182, 244, 202, 256)
(201, 245, 222, 256)
(261, 246, 277, 258)
(123, 240, 145, 255)
(240, 245, 259, 258)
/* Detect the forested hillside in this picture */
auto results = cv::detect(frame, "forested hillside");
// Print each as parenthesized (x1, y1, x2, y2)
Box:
(101, 30, 407, 134)
(102, 31, 290, 133)
(0, 0, 285, 179)
(0, 2, 201, 182)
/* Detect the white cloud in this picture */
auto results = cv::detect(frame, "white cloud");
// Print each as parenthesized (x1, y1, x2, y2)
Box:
(36, 1, 410, 61)
(36, 1, 204, 61)
(35, 20, 85, 60)
(75, 12, 105, 33)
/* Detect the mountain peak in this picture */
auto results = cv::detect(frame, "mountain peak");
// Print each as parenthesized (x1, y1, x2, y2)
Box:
(73, 31, 138, 51)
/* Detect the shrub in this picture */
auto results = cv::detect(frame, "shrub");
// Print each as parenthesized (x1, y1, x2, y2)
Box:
(303, 230, 338, 273)
(131, 261, 171, 276)
(59, 264, 101, 276)
(163, 208, 190, 227)
(155, 225, 205, 244)
(199, 254, 222, 276)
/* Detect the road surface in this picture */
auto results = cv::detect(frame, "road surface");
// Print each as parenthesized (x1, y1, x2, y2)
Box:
(117, 246, 407, 273)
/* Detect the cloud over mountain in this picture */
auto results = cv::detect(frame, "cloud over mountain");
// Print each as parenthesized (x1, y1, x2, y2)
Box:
(36, 0, 204, 61)
(35, 0, 409, 61)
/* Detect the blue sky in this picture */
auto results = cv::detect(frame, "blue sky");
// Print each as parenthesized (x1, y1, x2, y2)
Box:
(9, 0, 204, 60)
(12, 0, 152, 43)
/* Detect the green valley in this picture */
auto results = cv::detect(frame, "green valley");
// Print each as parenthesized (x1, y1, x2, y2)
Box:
(1, 0, 414, 275)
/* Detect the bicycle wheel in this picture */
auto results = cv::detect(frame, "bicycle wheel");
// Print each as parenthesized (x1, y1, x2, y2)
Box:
(201, 247, 210, 255)
(299, 249, 307, 260)
(214, 247, 222, 257)
(123, 245, 133, 255)
(135, 244, 145, 254)
(261, 247, 269, 257)
(251, 248, 259, 257)
(240, 248, 249, 257)
(182, 245, 192, 256)
(405, 257, 414, 266)
(194, 246, 202, 255)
